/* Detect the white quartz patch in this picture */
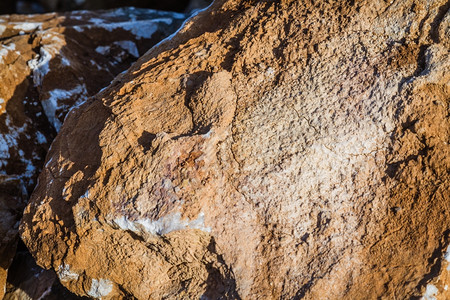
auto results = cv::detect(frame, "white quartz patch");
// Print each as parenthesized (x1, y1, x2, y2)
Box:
(444, 244, 450, 271)
(0, 43, 15, 64)
(0, 115, 27, 171)
(61, 56, 71, 66)
(80, 189, 90, 199)
(113, 211, 211, 237)
(444, 244, 450, 262)
(57, 264, 79, 282)
(42, 84, 88, 132)
(28, 47, 52, 87)
(23, 158, 36, 178)
(36, 285, 52, 300)
(73, 25, 83, 32)
(0, 25, 5, 36)
(0, 49, 7, 63)
(3, 43, 15, 51)
(89, 19, 161, 39)
(114, 41, 139, 58)
(70, 10, 186, 38)
(90, 59, 103, 70)
(12, 22, 42, 31)
(418, 244, 450, 299)
(95, 45, 110, 55)
(87, 278, 113, 298)
(422, 284, 438, 300)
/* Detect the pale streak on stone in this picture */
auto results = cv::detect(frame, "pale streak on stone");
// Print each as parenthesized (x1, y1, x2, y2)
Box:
(57, 264, 79, 282)
(87, 278, 113, 298)
(112, 211, 211, 237)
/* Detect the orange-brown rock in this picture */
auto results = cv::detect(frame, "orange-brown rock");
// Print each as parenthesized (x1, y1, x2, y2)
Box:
(21, 0, 449, 299)
(0, 8, 186, 298)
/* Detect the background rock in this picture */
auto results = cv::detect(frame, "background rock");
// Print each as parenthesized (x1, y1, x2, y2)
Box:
(44, 0, 211, 13)
(4, 0, 212, 14)
(0, 0, 15, 14)
(3, 246, 87, 300)
(0, 176, 27, 299)
(20, 0, 450, 299)
(0, 7, 187, 299)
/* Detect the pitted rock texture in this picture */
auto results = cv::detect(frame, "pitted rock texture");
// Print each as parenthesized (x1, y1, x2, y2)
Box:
(0, 7, 186, 298)
(21, 0, 449, 299)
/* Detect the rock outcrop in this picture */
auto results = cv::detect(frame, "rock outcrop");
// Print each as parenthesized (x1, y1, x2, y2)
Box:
(0, 8, 186, 298)
(21, 0, 449, 299)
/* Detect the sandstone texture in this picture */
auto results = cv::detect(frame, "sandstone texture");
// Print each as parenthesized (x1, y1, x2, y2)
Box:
(21, 0, 449, 299)
(0, 8, 186, 298)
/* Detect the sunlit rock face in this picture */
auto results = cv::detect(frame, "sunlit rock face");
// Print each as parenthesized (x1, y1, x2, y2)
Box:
(0, 8, 187, 298)
(16, 0, 450, 299)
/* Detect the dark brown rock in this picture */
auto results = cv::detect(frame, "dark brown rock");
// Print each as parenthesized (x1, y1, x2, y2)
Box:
(37, 0, 210, 13)
(0, 176, 27, 298)
(4, 247, 87, 300)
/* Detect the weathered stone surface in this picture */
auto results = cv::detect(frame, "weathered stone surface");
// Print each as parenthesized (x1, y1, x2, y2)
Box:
(21, 0, 449, 299)
(0, 7, 186, 298)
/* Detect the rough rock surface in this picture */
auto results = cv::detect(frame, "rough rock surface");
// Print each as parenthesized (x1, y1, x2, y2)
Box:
(0, 8, 186, 298)
(21, 0, 449, 299)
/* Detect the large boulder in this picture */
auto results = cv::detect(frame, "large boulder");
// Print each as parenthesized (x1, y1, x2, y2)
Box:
(21, 0, 449, 299)
(0, 7, 186, 298)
